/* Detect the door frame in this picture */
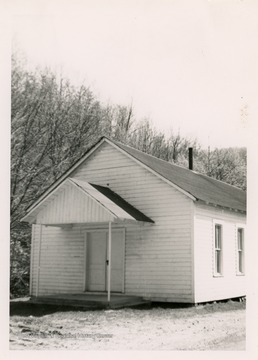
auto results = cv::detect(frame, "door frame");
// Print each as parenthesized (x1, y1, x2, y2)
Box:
(83, 227, 125, 293)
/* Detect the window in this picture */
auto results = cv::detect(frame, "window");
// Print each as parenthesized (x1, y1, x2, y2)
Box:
(214, 224, 223, 275)
(237, 228, 244, 274)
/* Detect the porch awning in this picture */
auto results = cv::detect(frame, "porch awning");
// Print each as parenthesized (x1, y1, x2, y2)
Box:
(21, 178, 154, 225)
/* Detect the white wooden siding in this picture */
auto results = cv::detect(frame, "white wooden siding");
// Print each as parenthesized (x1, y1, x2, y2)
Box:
(194, 202, 246, 303)
(74, 142, 193, 302)
(31, 225, 85, 296)
(36, 181, 114, 224)
(31, 225, 39, 295)
(32, 142, 194, 302)
(29, 225, 35, 295)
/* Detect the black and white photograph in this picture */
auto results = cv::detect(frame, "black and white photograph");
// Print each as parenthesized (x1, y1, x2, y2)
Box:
(1, 0, 258, 356)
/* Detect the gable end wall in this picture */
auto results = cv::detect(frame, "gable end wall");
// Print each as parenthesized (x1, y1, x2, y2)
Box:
(31, 141, 194, 302)
(72, 142, 194, 302)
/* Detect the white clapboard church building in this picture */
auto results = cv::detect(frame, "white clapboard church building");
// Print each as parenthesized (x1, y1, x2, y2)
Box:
(22, 137, 246, 304)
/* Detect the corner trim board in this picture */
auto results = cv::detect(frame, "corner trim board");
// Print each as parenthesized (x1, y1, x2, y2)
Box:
(36, 225, 43, 297)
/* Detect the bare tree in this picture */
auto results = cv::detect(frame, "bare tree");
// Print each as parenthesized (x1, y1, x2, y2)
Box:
(194, 147, 246, 190)
(11, 53, 103, 295)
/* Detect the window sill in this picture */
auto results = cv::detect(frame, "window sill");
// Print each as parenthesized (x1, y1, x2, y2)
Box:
(213, 274, 223, 278)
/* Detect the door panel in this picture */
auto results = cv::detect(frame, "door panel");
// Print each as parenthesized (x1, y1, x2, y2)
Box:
(86, 230, 124, 293)
(110, 231, 124, 292)
(87, 232, 107, 291)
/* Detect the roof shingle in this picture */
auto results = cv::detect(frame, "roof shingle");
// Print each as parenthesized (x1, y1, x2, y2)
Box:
(111, 139, 246, 212)
(90, 183, 154, 223)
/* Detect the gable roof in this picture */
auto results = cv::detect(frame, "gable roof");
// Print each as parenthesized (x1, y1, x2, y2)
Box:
(110, 139, 246, 212)
(21, 178, 154, 224)
(22, 136, 246, 218)
(70, 178, 154, 223)
(89, 182, 154, 223)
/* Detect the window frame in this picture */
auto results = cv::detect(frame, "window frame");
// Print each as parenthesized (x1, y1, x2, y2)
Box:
(236, 225, 245, 276)
(213, 220, 224, 277)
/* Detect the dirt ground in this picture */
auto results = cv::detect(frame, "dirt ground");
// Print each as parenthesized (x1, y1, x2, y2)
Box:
(9, 299, 246, 350)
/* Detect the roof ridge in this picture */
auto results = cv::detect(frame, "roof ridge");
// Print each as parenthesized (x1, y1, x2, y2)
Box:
(111, 138, 191, 171)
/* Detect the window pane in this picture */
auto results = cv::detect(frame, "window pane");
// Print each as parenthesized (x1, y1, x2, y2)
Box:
(215, 228, 218, 248)
(215, 225, 221, 249)
(238, 252, 242, 273)
(238, 229, 243, 250)
(216, 250, 221, 274)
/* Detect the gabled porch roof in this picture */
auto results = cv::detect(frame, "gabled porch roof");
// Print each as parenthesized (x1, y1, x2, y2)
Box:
(21, 178, 154, 225)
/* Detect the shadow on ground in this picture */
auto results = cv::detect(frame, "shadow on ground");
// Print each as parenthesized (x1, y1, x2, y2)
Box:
(10, 300, 192, 317)
(10, 296, 245, 317)
(10, 302, 97, 317)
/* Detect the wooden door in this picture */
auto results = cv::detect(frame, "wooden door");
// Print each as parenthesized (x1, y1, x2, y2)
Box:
(111, 231, 124, 292)
(86, 230, 124, 292)
(86, 232, 107, 291)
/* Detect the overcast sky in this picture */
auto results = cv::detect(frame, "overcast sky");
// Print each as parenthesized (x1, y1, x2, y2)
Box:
(8, 0, 258, 148)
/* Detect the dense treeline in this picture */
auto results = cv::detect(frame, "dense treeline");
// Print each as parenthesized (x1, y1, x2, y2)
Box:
(11, 53, 246, 297)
